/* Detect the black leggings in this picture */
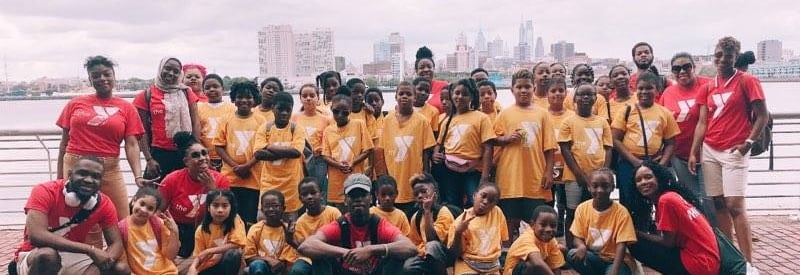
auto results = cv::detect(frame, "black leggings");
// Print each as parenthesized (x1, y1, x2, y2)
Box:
(151, 147, 184, 177)
(231, 187, 260, 229)
(177, 222, 197, 258)
(629, 237, 690, 275)
(199, 249, 243, 275)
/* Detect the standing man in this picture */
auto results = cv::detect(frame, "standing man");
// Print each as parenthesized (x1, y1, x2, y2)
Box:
(298, 173, 417, 275)
(630, 42, 672, 95)
(12, 157, 129, 275)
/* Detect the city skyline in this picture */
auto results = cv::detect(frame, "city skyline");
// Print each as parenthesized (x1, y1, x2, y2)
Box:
(1, 0, 798, 81)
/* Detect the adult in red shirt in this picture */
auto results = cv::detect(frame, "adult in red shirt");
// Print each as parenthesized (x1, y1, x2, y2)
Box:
(415, 46, 449, 113)
(629, 42, 672, 99)
(158, 131, 230, 258)
(135, 57, 201, 179)
(689, 37, 768, 269)
(13, 157, 129, 275)
(631, 161, 720, 275)
(658, 52, 716, 225)
(183, 63, 209, 102)
(298, 173, 416, 275)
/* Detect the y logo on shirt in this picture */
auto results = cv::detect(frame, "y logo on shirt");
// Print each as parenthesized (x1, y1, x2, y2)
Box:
(54, 217, 78, 237)
(86, 106, 120, 126)
(271, 141, 291, 165)
(186, 194, 207, 218)
(261, 239, 280, 257)
(338, 137, 356, 161)
(676, 99, 696, 122)
(584, 128, 602, 154)
(519, 121, 540, 148)
(476, 226, 498, 255)
(394, 136, 414, 162)
(638, 120, 660, 147)
(207, 117, 221, 139)
(234, 131, 255, 156)
(711, 92, 733, 119)
(445, 125, 469, 149)
(304, 127, 318, 138)
(136, 239, 158, 269)
(588, 227, 612, 251)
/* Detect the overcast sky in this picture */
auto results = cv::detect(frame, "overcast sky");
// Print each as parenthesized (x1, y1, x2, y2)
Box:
(1, 0, 798, 81)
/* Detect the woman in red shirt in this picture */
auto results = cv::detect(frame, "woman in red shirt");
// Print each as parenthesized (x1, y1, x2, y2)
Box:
(56, 56, 146, 218)
(689, 37, 768, 270)
(631, 161, 720, 275)
(159, 131, 230, 258)
(658, 52, 716, 225)
(183, 63, 208, 102)
(415, 46, 449, 113)
(135, 57, 201, 179)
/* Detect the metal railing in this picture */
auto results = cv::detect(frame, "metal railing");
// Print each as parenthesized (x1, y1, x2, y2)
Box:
(1, 116, 799, 228)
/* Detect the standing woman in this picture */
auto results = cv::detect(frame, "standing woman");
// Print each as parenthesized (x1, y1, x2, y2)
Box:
(415, 46, 450, 112)
(183, 63, 209, 102)
(135, 57, 201, 178)
(658, 52, 715, 223)
(56, 56, 146, 246)
(689, 37, 768, 269)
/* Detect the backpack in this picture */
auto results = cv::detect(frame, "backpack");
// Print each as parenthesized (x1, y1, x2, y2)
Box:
(118, 216, 164, 249)
(337, 214, 380, 249)
(413, 204, 463, 241)
(141, 86, 192, 143)
(741, 83, 772, 156)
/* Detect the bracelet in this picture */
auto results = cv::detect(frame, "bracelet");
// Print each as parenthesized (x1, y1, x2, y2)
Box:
(135, 176, 144, 180)
(383, 244, 389, 258)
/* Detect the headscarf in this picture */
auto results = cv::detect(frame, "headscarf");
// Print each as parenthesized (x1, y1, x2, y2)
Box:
(182, 63, 207, 78)
(155, 57, 193, 139)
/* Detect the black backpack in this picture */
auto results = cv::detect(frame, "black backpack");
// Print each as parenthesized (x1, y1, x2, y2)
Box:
(739, 76, 773, 156)
(413, 204, 463, 241)
(337, 214, 380, 249)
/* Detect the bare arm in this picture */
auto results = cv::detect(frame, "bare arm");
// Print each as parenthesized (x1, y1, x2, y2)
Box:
(297, 231, 350, 259)
(423, 148, 432, 173)
(602, 146, 613, 168)
(124, 135, 145, 187)
(523, 252, 556, 275)
(215, 145, 241, 167)
(480, 142, 493, 181)
(542, 149, 555, 189)
(189, 101, 201, 140)
(560, 142, 586, 186)
(609, 241, 632, 275)
(27, 210, 94, 254)
(57, 129, 69, 179)
(659, 137, 676, 166)
(351, 148, 373, 166)
(747, 100, 769, 143)
(612, 129, 640, 166)
(636, 230, 677, 248)
(264, 145, 302, 159)
(688, 106, 708, 175)
(101, 224, 125, 260)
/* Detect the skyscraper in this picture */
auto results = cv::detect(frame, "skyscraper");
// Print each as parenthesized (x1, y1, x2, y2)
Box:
(475, 29, 487, 52)
(258, 25, 295, 78)
(757, 40, 783, 63)
(373, 40, 390, 63)
(525, 20, 535, 60)
(294, 28, 334, 76)
(535, 37, 544, 59)
(335, 56, 346, 72)
(488, 35, 504, 58)
(455, 32, 470, 72)
(388, 32, 405, 79)
(551, 41, 575, 63)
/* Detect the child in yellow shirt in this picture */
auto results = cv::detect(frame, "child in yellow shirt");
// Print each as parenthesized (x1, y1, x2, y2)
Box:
(365, 87, 388, 141)
(198, 74, 236, 171)
(254, 91, 307, 217)
(402, 173, 456, 274)
(253, 77, 283, 122)
(545, 75, 576, 239)
(214, 81, 264, 228)
(477, 80, 502, 124)
(290, 177, 342, 274)
(245, 190, 297, 275)
(292, 84, 332, 204)
(504, 205, 565, 275)
(119, 187, 180, 275)
(448, 183, 508, 275)
(369, 175, 411, 234)
(568, 168, 637, 275)
(188, 190, 247, 275)
(412, 77, 441, 136)
(346, 79, 378, 143)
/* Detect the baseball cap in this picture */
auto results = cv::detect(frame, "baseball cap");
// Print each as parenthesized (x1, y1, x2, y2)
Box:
(343, 173, 372, 195)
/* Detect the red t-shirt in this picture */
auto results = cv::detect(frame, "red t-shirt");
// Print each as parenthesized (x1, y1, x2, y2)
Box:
(16, 180, 118, 256)
(658, 76, 711, 160)
(319, 214, 401, 273)
(426, 79, 450, 113)
(56, 95, 144, 157)
(696, 71, 765, 151)
(133, 85, 200, 150)
(158, 168, 229, 225)
(656, 191, 719, 275)
(194, 89, 208, 103)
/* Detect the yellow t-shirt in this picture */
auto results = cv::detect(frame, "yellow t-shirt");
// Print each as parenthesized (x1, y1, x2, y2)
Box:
(213, 114, 265, 190)
(253, 122, 307, 212)
(322, 120, 375, 203)
(547, 110, 575, 184)
(291, 112, 331, 155)
(611, 104, 680, 157)
(409, 207, 454, 256)
(608, 96, 637, 123)
(503, 228, 565, 275)
(558, 115, 613, 181)
(532, 95, 549, 109)
(416, 103, 441, 134)
(198, 102, 236, 160)
(493, 105, 557, 200)
(564, 90, 610, 119)
(193, 216, 247, 272)
(349, 109, 377, 141)
(294, 206, 342, 243)
(316, 103, 333, 117)
(369, 206, 411, 235)
(570, 200, 638, 271)
(438, 111, 496, 160)
(121, 218, 178, 275)
(252, 106, 276, 123)
(379, 111, 436, 203)
(447, 206, 509, 275)
(374, 112, 387, 141)
(244, 220, 297, 264)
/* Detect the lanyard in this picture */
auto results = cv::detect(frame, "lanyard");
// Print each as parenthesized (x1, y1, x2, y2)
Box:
(714, 69, 739, 89)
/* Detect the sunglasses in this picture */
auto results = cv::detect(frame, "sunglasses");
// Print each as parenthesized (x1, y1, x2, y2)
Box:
(190, 149, 209, 159)
(332, 109, 350, 116)
(671, 63, 693, 73)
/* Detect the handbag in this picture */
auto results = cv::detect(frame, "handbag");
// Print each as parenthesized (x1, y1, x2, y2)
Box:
(445, 154, 479, 173)
(463, 259, 501, 273)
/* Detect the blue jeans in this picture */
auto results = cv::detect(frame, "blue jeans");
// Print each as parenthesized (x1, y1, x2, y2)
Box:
(616, 159, 654, 231)
(567, 249, 632, 275)
(248, 259, 276, 275)
(670, 157, 717, 227)
(432, 163, 480, 209)
(198, 249, 242, 275)
(289, 259, 313, 275)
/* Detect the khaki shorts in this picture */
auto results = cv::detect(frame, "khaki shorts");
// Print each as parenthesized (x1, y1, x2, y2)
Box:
(17, 249, 94, 275)
(701, 143, 749, 197)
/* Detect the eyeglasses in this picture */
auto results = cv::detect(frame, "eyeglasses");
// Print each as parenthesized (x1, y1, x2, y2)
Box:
(190, 149, 209, 159)
(332, 109, 350, 116)
(671, 63, 693, 73)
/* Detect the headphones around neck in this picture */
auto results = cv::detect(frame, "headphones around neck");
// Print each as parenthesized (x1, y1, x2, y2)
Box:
(63, 184, 99, 210)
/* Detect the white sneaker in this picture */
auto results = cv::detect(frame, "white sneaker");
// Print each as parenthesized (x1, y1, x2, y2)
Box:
(747, 262, 760, 275)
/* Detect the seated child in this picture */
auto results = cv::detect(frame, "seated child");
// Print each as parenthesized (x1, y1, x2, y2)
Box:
(447, 183, 508, 275)
(289, 177, 342, 274)
(119, 187, 180, 275)
(245, 189, 297, 275)
(504, 205, 565, 275)
(402, 173, 456, 275)
(187, 190, 247, 275)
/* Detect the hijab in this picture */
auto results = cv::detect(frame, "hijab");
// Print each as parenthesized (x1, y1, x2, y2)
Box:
(155, 57, 193, 139)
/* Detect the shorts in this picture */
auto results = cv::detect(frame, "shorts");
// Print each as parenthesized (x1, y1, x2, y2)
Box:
(564, 182, 585, 209)
(701, 143, 749, 197)
(16, 249, 94, 275)
(499, 198, 546, 220)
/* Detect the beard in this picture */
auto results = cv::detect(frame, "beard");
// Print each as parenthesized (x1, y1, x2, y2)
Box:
(635, 59, 653, 70)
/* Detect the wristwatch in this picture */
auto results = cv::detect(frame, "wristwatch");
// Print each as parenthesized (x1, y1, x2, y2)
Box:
(745, 139, 755, 146)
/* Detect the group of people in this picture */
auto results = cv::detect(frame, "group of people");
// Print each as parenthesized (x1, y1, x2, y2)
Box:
(10, 35, 767, 275)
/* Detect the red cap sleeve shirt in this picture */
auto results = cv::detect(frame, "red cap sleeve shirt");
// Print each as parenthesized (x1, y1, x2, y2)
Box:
(56, 95, 145, 157)
(658, 76, 710, 160)
(133, 86, 200, 150)
(426, 79, 450, 113)
(16, 180, 119, 257)
(318, 214, 402, 273)
(159, 168, 229, 225)
(656, 191, 720, 275)
(696, 72, 765, 151)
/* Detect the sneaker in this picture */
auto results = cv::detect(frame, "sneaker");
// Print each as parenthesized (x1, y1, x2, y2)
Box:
(747, 262, 760, 275)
